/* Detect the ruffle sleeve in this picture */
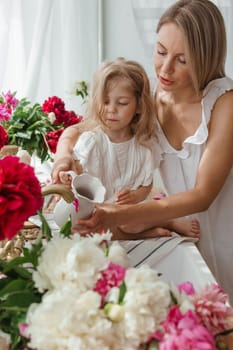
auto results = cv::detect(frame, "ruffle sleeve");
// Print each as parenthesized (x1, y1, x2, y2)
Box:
(202, 77, 233, 124)
(182, 77, 233, 154)
(72, 131, 98, 171)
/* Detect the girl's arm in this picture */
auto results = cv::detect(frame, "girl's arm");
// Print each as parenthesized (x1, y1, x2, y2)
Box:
(52, 119, 96, 183)
(77, 90, 233, 234)
(52, 124, 81, 183)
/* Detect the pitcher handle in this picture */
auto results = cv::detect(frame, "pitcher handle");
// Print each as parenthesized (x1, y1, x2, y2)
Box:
(41, 184, 75, 203)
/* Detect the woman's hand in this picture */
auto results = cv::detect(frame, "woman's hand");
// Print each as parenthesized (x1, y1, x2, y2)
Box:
(77, 203, 117, 234)
(76, 203, 172, 239)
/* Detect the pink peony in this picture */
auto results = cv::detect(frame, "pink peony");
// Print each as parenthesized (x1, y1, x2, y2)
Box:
(93, 262, 126, 303)
(0, 156, 43, 240)
(193, 283, 233, 334)
(178, 281, 196, 295)
(156, 306, 217, 350)
(18, 323, 29, 339)
(0, 103, 11, 122)
(3, 90, 19, 109)
(0, 90, 19, 122)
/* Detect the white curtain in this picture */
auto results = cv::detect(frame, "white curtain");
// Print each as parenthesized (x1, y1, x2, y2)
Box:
(131, 0, 233, 78)
(0, 0, 100, 111)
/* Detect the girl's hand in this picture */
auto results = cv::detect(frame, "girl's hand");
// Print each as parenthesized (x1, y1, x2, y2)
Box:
(51, 157, 74, 183)
(51, 157, 82, 184)
(59, 171, 72, 187)
(116, 183, 152, 204)
(115, 189, 137, 204)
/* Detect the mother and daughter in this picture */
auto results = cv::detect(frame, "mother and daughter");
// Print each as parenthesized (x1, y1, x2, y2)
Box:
(52, 0, 233, 304)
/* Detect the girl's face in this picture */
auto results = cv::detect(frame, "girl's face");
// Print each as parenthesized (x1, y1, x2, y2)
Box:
(102, 78, 139, 138)
(154, 22, 193, 92)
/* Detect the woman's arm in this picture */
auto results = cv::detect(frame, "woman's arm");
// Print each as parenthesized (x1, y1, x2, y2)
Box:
(77, 91, 233, 234)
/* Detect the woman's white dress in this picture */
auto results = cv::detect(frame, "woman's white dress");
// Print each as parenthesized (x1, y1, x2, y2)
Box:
(157, 77, 233, 303)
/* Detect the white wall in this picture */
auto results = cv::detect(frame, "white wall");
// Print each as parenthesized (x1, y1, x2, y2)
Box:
(102, 0, 155, 79)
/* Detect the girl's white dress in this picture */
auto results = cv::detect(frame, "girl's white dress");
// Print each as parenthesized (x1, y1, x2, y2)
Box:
(73, 126, 158, 202)
(157, 77, 233, 303)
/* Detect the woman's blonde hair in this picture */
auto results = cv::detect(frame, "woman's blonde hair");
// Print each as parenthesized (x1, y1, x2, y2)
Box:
(85, 57, 156, 147)
(157, 0, 226, 92)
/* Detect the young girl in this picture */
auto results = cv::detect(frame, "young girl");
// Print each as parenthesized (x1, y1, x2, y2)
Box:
(59, 57, 199, 237)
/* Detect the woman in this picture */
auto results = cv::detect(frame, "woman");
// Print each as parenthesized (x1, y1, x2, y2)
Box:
(52, 0, 233, 303)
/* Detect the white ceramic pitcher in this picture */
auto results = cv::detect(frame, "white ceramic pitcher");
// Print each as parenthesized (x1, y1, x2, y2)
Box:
(42, 172, 106, 229)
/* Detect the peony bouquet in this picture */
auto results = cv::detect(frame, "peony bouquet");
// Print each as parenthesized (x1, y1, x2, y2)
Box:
(1, 229, 233, 350)
(0, 155, 233, 350)
(0, 91, 83, 162)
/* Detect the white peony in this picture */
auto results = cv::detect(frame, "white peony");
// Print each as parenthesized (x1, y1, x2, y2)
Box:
(32, 235, 76, 292)
(33, 234, 108, 293)
(47, 111, 56, 123)
(65, 238, 108, 291)
(108, 241, 130, 267)
(85, 231, 113, 245)
(112, 265, 171, 347)
(170, 283, 195, 314)
(27, 288, 118, 350)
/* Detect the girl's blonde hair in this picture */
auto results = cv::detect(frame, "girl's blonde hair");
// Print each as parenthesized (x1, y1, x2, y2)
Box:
(85, 57, 156, 147)
(157, 0, 226, 92)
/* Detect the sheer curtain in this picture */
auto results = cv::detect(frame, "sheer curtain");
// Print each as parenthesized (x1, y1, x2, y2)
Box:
(0, 0, 100, 111)
(131, 0, 233, 78)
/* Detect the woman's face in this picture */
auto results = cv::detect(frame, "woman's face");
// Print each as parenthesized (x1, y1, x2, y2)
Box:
(154, 22, 193, 92)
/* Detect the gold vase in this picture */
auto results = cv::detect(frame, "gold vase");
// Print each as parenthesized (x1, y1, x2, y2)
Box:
(0, 222, 40, 261)
(0, 145, 18, 157)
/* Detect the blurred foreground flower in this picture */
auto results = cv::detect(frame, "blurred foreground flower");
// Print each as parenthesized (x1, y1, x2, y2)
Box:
(0, 155, 43, 239)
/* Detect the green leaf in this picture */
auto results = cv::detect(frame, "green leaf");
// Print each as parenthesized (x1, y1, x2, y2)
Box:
(0, 260, 30, 281)
(60, 218, 72, 237)
(0, 310, 27, 349)
(118, 281, 127, 304)
(37, 210, 52, 241)
(21, 242, 43, 269)
(0, 279, 29, 298)
(148, 340, 160, 350)
(0, 290, 40, 310)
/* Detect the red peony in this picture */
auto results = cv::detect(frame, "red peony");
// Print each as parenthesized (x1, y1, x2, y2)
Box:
(45, 129, 64, 153)
(0, 156, 43, 240)
(63, 110, 83, 128)
(42, 95, 83, 128)
(41, 96, 65, 115)
(0, 125, 8, 149)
